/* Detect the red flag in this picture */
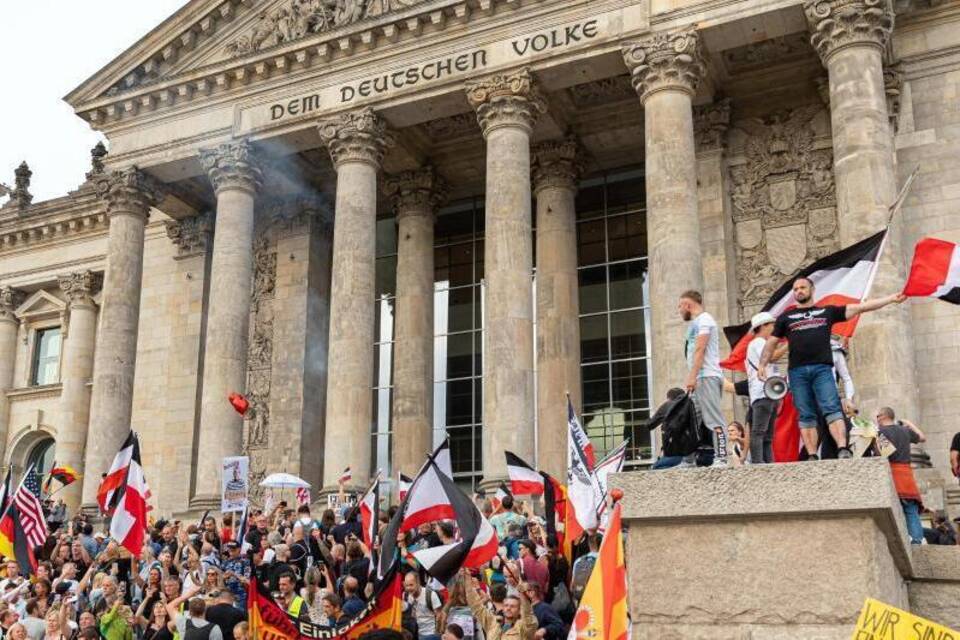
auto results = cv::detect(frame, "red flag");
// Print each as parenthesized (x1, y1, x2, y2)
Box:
(109, 433, 150, 557)
(772, 393, 801, 463)
(903, 237, 960, 304)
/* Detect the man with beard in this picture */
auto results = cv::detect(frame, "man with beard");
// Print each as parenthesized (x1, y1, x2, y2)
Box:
(757, 276, 904, 460)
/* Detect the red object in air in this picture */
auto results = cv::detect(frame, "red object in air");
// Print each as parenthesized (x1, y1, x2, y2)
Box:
(609, 488, 624, 503)
(228, 392, 249, 416)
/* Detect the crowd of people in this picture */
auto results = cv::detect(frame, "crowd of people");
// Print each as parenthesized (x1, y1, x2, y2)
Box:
(671, 283, 960, 547)
(0, 488, 604, 640)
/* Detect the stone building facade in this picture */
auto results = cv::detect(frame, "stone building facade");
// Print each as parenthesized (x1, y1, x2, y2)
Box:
(1, 0, 959, 517)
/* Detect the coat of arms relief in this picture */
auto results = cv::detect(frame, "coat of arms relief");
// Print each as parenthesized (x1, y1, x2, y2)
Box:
(729, 103, 840, 315)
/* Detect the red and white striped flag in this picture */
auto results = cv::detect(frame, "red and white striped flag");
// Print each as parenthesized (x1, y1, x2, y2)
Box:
(97, 432, 136, 515)
(504, 451, 544, 496)
(14, 466, 47, 549)
(296, 487, 311, 506)
(903, 237, 960, 304)
(108, 432, 150, 557)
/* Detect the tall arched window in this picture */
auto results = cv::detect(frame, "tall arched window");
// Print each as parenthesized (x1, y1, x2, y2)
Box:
(26, 438, 55, 477)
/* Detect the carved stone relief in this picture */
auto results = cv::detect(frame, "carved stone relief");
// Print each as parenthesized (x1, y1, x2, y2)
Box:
(730, 104, 841, 311)
(225, 0, 428, 57)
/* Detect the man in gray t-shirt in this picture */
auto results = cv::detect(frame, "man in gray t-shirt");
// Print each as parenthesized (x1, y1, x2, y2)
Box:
(678, 290, 727, 467)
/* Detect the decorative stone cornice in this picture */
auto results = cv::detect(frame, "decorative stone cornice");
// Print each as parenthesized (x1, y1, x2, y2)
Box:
(621, 28, 706, 102)
(58, 270, 102, 309)
(383, 166, 448, 216)
(465, 68, 547, 136)
(532, 137, 583, 194)
(165, 212, 213, 259)
(93, 168, 164, 218)
(0, 287, 24, 325)
(200, 140, 264, 196)
(694, 98, 732, 152)
(804, 0, 895, 63)
(317, 108, 394, 169)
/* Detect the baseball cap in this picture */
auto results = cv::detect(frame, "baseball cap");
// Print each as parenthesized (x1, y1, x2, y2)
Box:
(750, 312, 776, 332)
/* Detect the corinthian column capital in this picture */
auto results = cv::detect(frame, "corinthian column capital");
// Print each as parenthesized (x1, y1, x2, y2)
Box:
(383, 167, 448, 218)
(318, 108, 394, 170)
(465, 68, 547, 137)
(94, 168, 164, 219)
(532, 137, 583, 195)
(200, 140, 264, 196)
(0, 287, 24, 325)
(621, 27, 706, 103)
(804, 0, 894, 63)
(165, 212, 214, 259)
(58, 271, 102, 309)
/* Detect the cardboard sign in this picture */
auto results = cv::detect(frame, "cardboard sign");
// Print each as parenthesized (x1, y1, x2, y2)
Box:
(851, 598, 957, 639)
(221, 456, 250, 512)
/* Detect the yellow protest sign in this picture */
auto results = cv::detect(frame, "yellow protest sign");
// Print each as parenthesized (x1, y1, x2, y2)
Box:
(851, 598, 957, 639)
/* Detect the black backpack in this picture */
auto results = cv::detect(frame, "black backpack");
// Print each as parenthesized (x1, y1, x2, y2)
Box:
(649, 393, 702, 457)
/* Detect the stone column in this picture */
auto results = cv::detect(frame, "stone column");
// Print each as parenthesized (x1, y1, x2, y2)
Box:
(384, 168, 447, 479)
(805, 0, 917, 417)
(0, 287, 24, 469)
(317, 108, 393, 489)
(532, 138, 583, 480)
(192, 141, 263, 509)
(622, 29, 707, 403)
(466, 69, 545, 485)
(81, 169, 162, 509)
(56, 271, 101, 510)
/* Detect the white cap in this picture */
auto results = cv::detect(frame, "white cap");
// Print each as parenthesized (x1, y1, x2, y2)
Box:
(750, 311, 776, 331)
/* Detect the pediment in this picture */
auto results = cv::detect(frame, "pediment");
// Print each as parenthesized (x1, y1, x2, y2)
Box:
(67, 0, 446, 106)
(15, 290, 66, 320)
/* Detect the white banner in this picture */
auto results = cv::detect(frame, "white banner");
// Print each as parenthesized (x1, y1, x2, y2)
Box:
(221, 456, 250, 512)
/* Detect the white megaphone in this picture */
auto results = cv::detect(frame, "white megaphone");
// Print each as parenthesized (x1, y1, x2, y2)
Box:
(763, 375, 789, 400)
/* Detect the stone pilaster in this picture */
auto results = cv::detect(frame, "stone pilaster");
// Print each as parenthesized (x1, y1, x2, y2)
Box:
(622, 29, 707, 403)
(0, 287, 24, 469)
(192, 141, 263, 509)
(318, 108, 393, 489)
(804, 0, 917, 418)
(56, 271, 101, 510)
(82, 168, 162, 510)
(466, 69, 545, 484)
(532, 137, 583, 480)
(384, 167, 447, 480)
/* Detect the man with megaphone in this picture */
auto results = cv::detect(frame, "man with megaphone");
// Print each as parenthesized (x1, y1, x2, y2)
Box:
(744, 312, 786, 464)
(757, 276, 905, 461)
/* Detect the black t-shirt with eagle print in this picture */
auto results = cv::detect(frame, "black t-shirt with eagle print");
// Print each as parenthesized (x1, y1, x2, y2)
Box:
(772, 305, 847, 369)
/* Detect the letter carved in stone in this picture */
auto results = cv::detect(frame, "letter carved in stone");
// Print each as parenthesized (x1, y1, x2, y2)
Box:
(804, 0, 895, 63)
(200, 140, 264, 196)
(317, 107, 394, 168)
(621, 28, 706, 103)
(465, 68, 547, 137)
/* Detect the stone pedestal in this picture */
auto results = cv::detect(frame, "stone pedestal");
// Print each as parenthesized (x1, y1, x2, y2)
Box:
(0, 288, 23, 469)
(532, 138, 582, 480)
(466, 69, 545, 485)
(193, 141, 263, 509)
(385, 168, 446, 479)
(622, 30, 706, 402)
(805, 0, 918, 419)
(56, 271, 100, 510)
(318, 108, 392, 489)
(610, 459, 960, 637)
(82, 169, 161, 510)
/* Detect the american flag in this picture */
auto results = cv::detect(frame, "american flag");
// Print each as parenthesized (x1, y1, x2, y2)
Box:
(16, 466, 47, 549)
(296, 487, 311, 506)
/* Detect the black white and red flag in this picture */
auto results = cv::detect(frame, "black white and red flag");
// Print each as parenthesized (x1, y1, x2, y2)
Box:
(720, 230, 887, 371)
(396, 439, 457, 531)
(504, 451, 544, 496)
(108, 432, 150, 557)
(359, 475, 380, 550)
(397, 473, 412, 502)
(903, 237, 960, 304)
(97, 431, 136, 515)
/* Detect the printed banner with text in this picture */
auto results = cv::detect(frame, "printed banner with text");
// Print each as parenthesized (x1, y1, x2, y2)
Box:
(851, 598, 956, 639)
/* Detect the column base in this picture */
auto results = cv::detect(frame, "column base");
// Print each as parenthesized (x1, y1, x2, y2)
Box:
(189, 494, 222, 513)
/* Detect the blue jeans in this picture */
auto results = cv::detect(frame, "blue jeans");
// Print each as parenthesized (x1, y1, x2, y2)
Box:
(652, 456, 682, 469)
(901, 499, 924, 544)
(788, 364, 843, 429)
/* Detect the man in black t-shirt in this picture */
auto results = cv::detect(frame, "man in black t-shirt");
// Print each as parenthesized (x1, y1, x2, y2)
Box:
(757, 276, 905, 460)
(951, 432, 960, 482)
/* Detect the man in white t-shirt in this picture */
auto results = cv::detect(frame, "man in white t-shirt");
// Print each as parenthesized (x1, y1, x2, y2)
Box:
(678, 290, 727, 467)
(745, 312, 786, 464)
(403, 572, 442, 640)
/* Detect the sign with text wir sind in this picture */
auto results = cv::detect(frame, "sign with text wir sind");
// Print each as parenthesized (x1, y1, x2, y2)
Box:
(851, 598, 956, 639)
(236, 5, 646, 134)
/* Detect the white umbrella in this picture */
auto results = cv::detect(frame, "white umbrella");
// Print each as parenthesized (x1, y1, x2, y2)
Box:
(259, 472, 310, 489)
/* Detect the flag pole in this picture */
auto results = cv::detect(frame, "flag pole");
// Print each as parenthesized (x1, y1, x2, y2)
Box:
(0, 463, 34, 524)
(861, 166, 920, 301)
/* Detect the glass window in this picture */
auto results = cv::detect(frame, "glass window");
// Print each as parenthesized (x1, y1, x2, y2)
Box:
(27, 438, 55, 477)
(32, 328, 61, 386)
(578, 266, 608, 314)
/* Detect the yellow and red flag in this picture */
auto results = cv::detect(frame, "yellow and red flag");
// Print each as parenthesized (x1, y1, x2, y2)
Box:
(568, 502, 629, 640)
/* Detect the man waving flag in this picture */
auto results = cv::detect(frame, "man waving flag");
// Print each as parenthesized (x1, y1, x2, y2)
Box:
(568, 501, 629, 640)
(566, 398, 603, 559)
